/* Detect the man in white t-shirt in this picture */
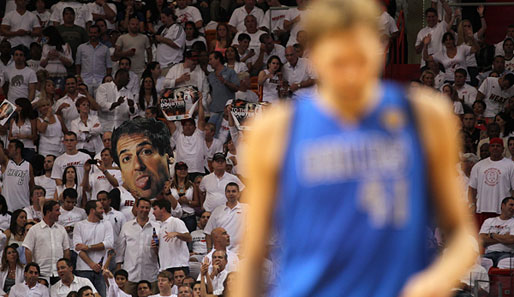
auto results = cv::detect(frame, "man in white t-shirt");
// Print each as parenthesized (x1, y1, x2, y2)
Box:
(476, 73, 514, 118)
(169, 95, 207, 177)
(0, 0, 41, 48)
(50, 1, 90, 29)
(200, 153, 245, 212)
(156, 8, 186, 75)
(232, 15, 266, 53)
(228, 0, 264, 33)
(414, 2, 452, 68)
(479, 196, 514, 266)
(54, 76, 86, 129)
(469, 138, 514, 218)
(164, 50, 209, 100)
(175, 0, 203, 29)
(51, 132, 91, 186)
(85, 0, 117, 30)
(35, 155, 58, 199)
(1, 46, 37, 103)
(454, 68, 478, 108)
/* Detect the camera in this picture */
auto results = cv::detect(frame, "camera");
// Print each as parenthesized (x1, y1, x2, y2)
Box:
(87, 159, 98, 165)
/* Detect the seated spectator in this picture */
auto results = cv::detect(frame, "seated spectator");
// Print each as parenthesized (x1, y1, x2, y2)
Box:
(54, 76, 86, 130)
(0, 244, 24, 295)
(5, 209, 27, 247)
(235, 72, 259, 103)
(9, 263, 49, 297)
(420, 70, 435, 89)
(171, 162, 200, 232)
(184, 22, 207, 51)
(282, 46, 316, 98)
(251, 33, 286, 73)
(156, 8, 186, 75)
(82, 148, 121, 206)
(224, 46, 248, 74)
(85, 0, 117, 31)
(34, 155, 57, 199)
(495, 24, 514, 57)
(262, 0, 288, 43)
(441, 84, 464, 116)
(504, 38, 514, 73)
(209, 23, 232, 56)
(24, 186, 45, 223)
(203, 227, 238, 272)
(228, 0, 264, 33)
(0, 196, 11, 232)
(118, 57, 140, 96)
(151, 271, 174, 297)
(476, 73, 514, 119)
(477, 56, 510, 86)
(70, 97, 102, 155)
(283, 0, 308, 47)
(190, 211, 210, 261)
(136, 76, 159, 116)
(479, 197, 514, 267)
(234, 33, 256, 70)
(198, 250, 228, 295)
(1, 46, 37, 103)
(103, 269, 131, 297)
(50, 258, 98, 297)
(164, 50, 209, 101)
(425, 60, 446, 89)
(136, 280, 152, 297)
(258, 55, 284, 103)
(27, 43, 43, 73)
(232, 15, 266, 53)
(36, 80, 59, 106)
(454, 68, 477, 108)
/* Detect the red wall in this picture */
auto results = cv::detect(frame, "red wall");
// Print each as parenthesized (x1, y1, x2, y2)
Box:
(485, 0, 514, 44)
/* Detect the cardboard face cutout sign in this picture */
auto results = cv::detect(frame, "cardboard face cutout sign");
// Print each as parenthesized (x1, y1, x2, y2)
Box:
(0, 100, 15, 126)
(160, 86, 199, 121)
(230, 99, 269, 130)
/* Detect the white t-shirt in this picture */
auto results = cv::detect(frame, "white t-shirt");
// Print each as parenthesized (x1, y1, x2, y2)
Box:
(35, 175, 57, 199)
(204, 202, 247, 253)
(262, 6, 287, 32)
(172, 127, 206, 173)
(479, 216, 514, 253)
(478, 77, 514, 118)
(156, 24, 186, 68)
(285, 7, 305, 46)
(176, 6, 203, 26)
(229, 6, 264, 33)
(3, 159, 31, 211)
(469, 157, 514, 213)
(506, 56, 514, 73)
(232, 30, 266, 52)
(379, 11, 398, 37)
(88, 168, 122, 202)
(199, 172, 245, 212)
(3, 65, 37, 103)
(432, 45, 471, 82)
(455, 83, 478, 108)
(415, 21, 449, 67)
(1, 10, 40, 48)
(50, 2, 90, 28)
(51, 151, 91, 186)
(85, 2, 117, 29)
(158, 216, 190, 269)
(118, 186, 136, 221)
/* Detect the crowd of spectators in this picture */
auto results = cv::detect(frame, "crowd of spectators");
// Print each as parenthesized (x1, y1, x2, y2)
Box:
(0, 0, 512, 296)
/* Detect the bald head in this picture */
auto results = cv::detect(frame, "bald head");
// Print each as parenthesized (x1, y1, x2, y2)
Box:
(244, 15, 258, 32)
(285, 46, 298, 65)
(211, 227, 230, 248)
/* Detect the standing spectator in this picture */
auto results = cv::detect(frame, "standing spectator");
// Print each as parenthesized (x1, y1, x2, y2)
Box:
(114, 17, 152, 77)
(50, 258, 99, 297)
(51, 132, 91, 186)
(184, 22, 206, 51)
(26, 43, 43, 73)
(0, 0, 41, 48)
(95, 69, 138, 132)
(136, 76, 158, 115)
(22, 200, 70, 282)
(171, 162, 200, 232)
(454, 68, 478, 109)
(164, 50, 209, 100)
(1, 46, 37, 103)
(495, 25, 514, 57)
(70, 97, 102, 155)
(207, 52, 239, 134)
(54, 166, 82, 206)
(476, 73, 514, 119)
(85, 0, 117, 30)
(34, 0, 51, 28)
(0, 40, 13, 76)
(97, 191, 125, 246)
(35, 155, 57, 199)
(94, 132, 112, 160)
(152, 199, 191, 275)
(82, 149, 121, 204)
(117, 57, 140, 96)
(50, 1, 90, 29)
(283, 0, 308, 47)
(0, 140, 34, 211)
(37, 80, 60, 106)
(36, 99, 66, 158)
(168, 95, 207, 178)
(232, 15, 266, 53)
(415, 2, 452, 67)
(116, 198, 160, 295)
(469, 138, 514, 225)
(461, 112, 480, 154)
(204, 183, 246, 253)
(262, 0, 287, 43)
(40, 27, 74, 90)
(24, 186, 45, 223)
(5, 209, 27, 246)
(282, 46, 315, 98)
(155, 8, 186, 75)
(204, 123, 224, 171)
(478, 56, 509, 86)
(9, 98, 37, 161)
(53, 76, 86, 129)
(143, 62, 165, 94)
(224, 46, 248, 74)
(199, 153, 244, 212)
(0, 197, 11, 232)
(57, 188, 86, 265)
(228, 0, 264, 33)
(198, 250, 228, 295)
(203, 227, 238, 272)
(56, 8, 89, 60)
(76, 25, 112, 95)
(175, 0, 203, 29)
(73, 200, 114, 297)
(208, 23, 232, 57)
(8, 263, 49, 297)
(0, 244, 25, 295)
(137, 280, 153, 297)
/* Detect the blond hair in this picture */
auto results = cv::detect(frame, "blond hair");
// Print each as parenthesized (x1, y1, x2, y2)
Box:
(303, 0, 381, 45)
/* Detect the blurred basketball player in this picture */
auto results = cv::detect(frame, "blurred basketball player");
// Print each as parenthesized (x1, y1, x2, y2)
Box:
(234, 0, 477, 296)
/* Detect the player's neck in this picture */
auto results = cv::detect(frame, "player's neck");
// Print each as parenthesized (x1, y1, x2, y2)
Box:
(318, 80, 380, 123)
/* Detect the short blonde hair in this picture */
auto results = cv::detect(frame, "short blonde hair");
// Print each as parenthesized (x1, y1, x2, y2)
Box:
(303, 0, 380, 45)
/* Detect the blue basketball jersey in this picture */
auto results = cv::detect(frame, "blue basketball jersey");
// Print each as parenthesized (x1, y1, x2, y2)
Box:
(272, 82, 434, 297)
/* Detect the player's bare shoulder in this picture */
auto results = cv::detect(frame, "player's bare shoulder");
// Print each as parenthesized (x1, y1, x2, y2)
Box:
(407, 85, 460, 128)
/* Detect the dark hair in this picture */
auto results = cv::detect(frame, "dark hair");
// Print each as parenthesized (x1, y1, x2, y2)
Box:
(95, 18, 106, 27)
(184, 21, 200, 39)
(12, 45, 28, 58)
(31, 185, 46, 198)
(210, 51, 225, 64)
(114, 269, 129, 278)
(75, 96, 90, 110)
(138, 75, 158, 110)
(64, 131, 78, 139)
(442, 32, 455, 44)
(119, 56, 132, 66)
(455, 68, 467, 77)
(65, 75, 77, 83)
(62, 165, 78, 186)
(14, 97, 35, 121)
(142, 61, 160, 78)
(191, 41, 207, 52)
(78, 286, 93, 297)
(152, 199, 171, 213)
(43, 200, 59, 215)
(259, 33, 271, 43)
(112, 118, 171, 165)
(62, 7, 75, 16)
(108, 188, 121, 210)
(162, 7, 175, 17)
(66, 292, 78, 297)
(85, 200, 99, 215)
(102, 75, 113, 83)
(137, 280, 152, 289)
(9, 209, 26, 238)
(425, 7, 438, 16)
(225, 182, 240, 191)
(24, 262, 40, 274)
(9, 139, 24, 152)
(63, 188, 78, 200)
(472, 100, 486, 110)
(237, 33, 251, 42)
(57, 257, 72, 268)
(89, 25, 100, 33)
(266, 55, 283, 71)
(504, 73, 514, 86)
(1, 244, 22, 271)
(225, 46, 240, 62)
(97, 190, 109, 200)
(0, 195, 7, 216)
(502, 197, 514, 206)
(136, 197, 152, 208)
(43, 26, 65, 52)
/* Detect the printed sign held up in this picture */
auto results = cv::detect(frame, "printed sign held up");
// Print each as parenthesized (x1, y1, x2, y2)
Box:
(230, 99, 269, 130)
(160, 86, 199, 121)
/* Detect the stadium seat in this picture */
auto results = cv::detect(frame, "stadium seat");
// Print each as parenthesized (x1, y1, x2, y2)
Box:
(489, 268, 514, 297)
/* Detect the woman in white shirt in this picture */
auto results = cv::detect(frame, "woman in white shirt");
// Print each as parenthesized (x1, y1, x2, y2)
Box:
(36, 99, 66, 157)
(423, 32, 478, 83)
(0, 245, 24, 296)
(9, 98, 37, 161)
(71, 97, 102, 155)
(258, 55, 284, 103)
(225, 46, 249, 74)
(171, 162, 199, 232)
(136, 76, 159, 117)
(144, 62, 165, 94)
(54, 165, 83, 205)
(40, 26, 73, 90)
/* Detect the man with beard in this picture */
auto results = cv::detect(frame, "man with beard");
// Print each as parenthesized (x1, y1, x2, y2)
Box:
(73, 200, 114, 297)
